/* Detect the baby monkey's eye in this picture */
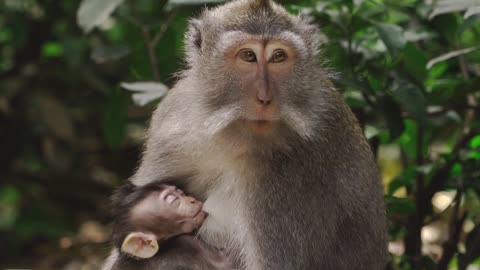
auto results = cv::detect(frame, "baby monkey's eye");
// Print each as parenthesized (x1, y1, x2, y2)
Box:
(239, 50, 257, 62)
(165, 194, 178, 205)
(270, 49, 287, 63)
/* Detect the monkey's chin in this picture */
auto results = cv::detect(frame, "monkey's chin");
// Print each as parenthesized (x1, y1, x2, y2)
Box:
(243, 120, 276, 136)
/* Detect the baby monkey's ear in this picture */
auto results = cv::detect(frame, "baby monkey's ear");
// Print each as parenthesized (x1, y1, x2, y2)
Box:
(121, 232, 159, 259)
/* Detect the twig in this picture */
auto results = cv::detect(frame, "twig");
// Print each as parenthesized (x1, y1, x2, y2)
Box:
(405, 125, 425, 269)
(127, 0, 177, 81)
(151, 9, 178, 47)
(436, 184, 467, 270)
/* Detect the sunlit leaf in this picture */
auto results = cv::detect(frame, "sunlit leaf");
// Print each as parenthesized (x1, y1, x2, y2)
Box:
(121, 82, 168, 106)
(465, 6, 480, 18)
(469, 151, 480, 160)
(42, 42, 64, 57)
(428, 62, 449, 79)
(404, 31, 436, 42)
(470, 135, 480, 148)
(427, 47, 479, 69)
(375, 23, 406, 56)
(429, 0, 480, 20)
(77, 0, 125, 33)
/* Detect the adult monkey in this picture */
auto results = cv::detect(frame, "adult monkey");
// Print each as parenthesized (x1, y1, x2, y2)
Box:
(103, 0, 388, 269)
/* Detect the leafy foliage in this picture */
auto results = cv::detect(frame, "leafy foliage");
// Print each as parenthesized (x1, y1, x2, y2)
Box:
(0, 0, 479, 269)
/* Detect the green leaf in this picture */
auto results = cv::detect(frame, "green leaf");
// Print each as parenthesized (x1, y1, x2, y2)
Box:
(378, 95, 405, 140)
(0, 185, 20, 229)
(385, 196, 416, 216)
(402, 43, 428, 83)
(451, 162, 462, 177)
(470, 135, 480, 148)
(41, 42, 64, 57)
(103, 88, 129, 148)
(392, 82, 426, 124)
(460, 15, 480, 32)
(469, 151, 480, 160)
(428, 62, 449, 79)
(431, 14, 459, 43)
(397, 120, 419, 161)
(0, 28, 12, 43)
(375, 23, 406, 56)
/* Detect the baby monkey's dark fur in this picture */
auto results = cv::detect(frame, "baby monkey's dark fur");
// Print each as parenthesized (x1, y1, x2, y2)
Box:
(110, 180, 235, 270)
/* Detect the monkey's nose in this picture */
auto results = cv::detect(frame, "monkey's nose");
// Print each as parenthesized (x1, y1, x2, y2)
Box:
(256, 90, 273, 105)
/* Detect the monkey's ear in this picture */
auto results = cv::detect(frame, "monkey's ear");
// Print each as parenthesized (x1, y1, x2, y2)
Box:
(185, 19, 203, 52)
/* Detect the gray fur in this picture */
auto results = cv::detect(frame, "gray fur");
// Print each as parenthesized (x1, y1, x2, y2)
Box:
(103, 0, 388, 269)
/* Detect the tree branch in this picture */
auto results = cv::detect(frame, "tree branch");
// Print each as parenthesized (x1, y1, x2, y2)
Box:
(405, 125, 425, 269)
(127, 1, 177, 81)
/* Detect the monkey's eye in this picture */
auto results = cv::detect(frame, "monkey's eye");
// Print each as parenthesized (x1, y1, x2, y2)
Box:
(239, 50, 257, 63)
(270, 50, 287, 63)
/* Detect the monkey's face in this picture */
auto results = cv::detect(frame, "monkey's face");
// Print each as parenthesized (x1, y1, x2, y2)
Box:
(198, 32, 322, 141)
(131, 185, 206, 237)
(224, 39, 296, 136)
(188, 3, 328, 142)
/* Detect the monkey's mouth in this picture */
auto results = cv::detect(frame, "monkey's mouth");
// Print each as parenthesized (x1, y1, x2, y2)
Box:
(191, 210, 207, 226)
(252, 120, 270, 124)
(243, 119, 277, 135)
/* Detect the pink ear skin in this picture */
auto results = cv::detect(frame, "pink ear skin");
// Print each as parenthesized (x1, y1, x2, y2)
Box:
(121, 232, 159, 259)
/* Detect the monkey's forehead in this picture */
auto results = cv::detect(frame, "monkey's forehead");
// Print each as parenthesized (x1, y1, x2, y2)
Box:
(216, 30, 308, 56)
(202, 0, 302, 35)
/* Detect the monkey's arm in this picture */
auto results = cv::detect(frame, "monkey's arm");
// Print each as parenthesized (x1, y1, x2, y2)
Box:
(128, 85, 205, 191)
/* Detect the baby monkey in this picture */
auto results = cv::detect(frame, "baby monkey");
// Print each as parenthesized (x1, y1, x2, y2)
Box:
(111, 181, 235, 270)
(121, 184, 206, 258)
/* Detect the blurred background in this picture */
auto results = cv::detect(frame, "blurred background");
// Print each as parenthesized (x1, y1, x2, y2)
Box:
(0, 0, 479, 269)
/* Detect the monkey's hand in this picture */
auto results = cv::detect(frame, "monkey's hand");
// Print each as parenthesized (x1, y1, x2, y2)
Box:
(121, 232, 159, 259)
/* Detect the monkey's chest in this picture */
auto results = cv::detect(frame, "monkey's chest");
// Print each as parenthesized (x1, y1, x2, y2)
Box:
(196, 171, 248, 251)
